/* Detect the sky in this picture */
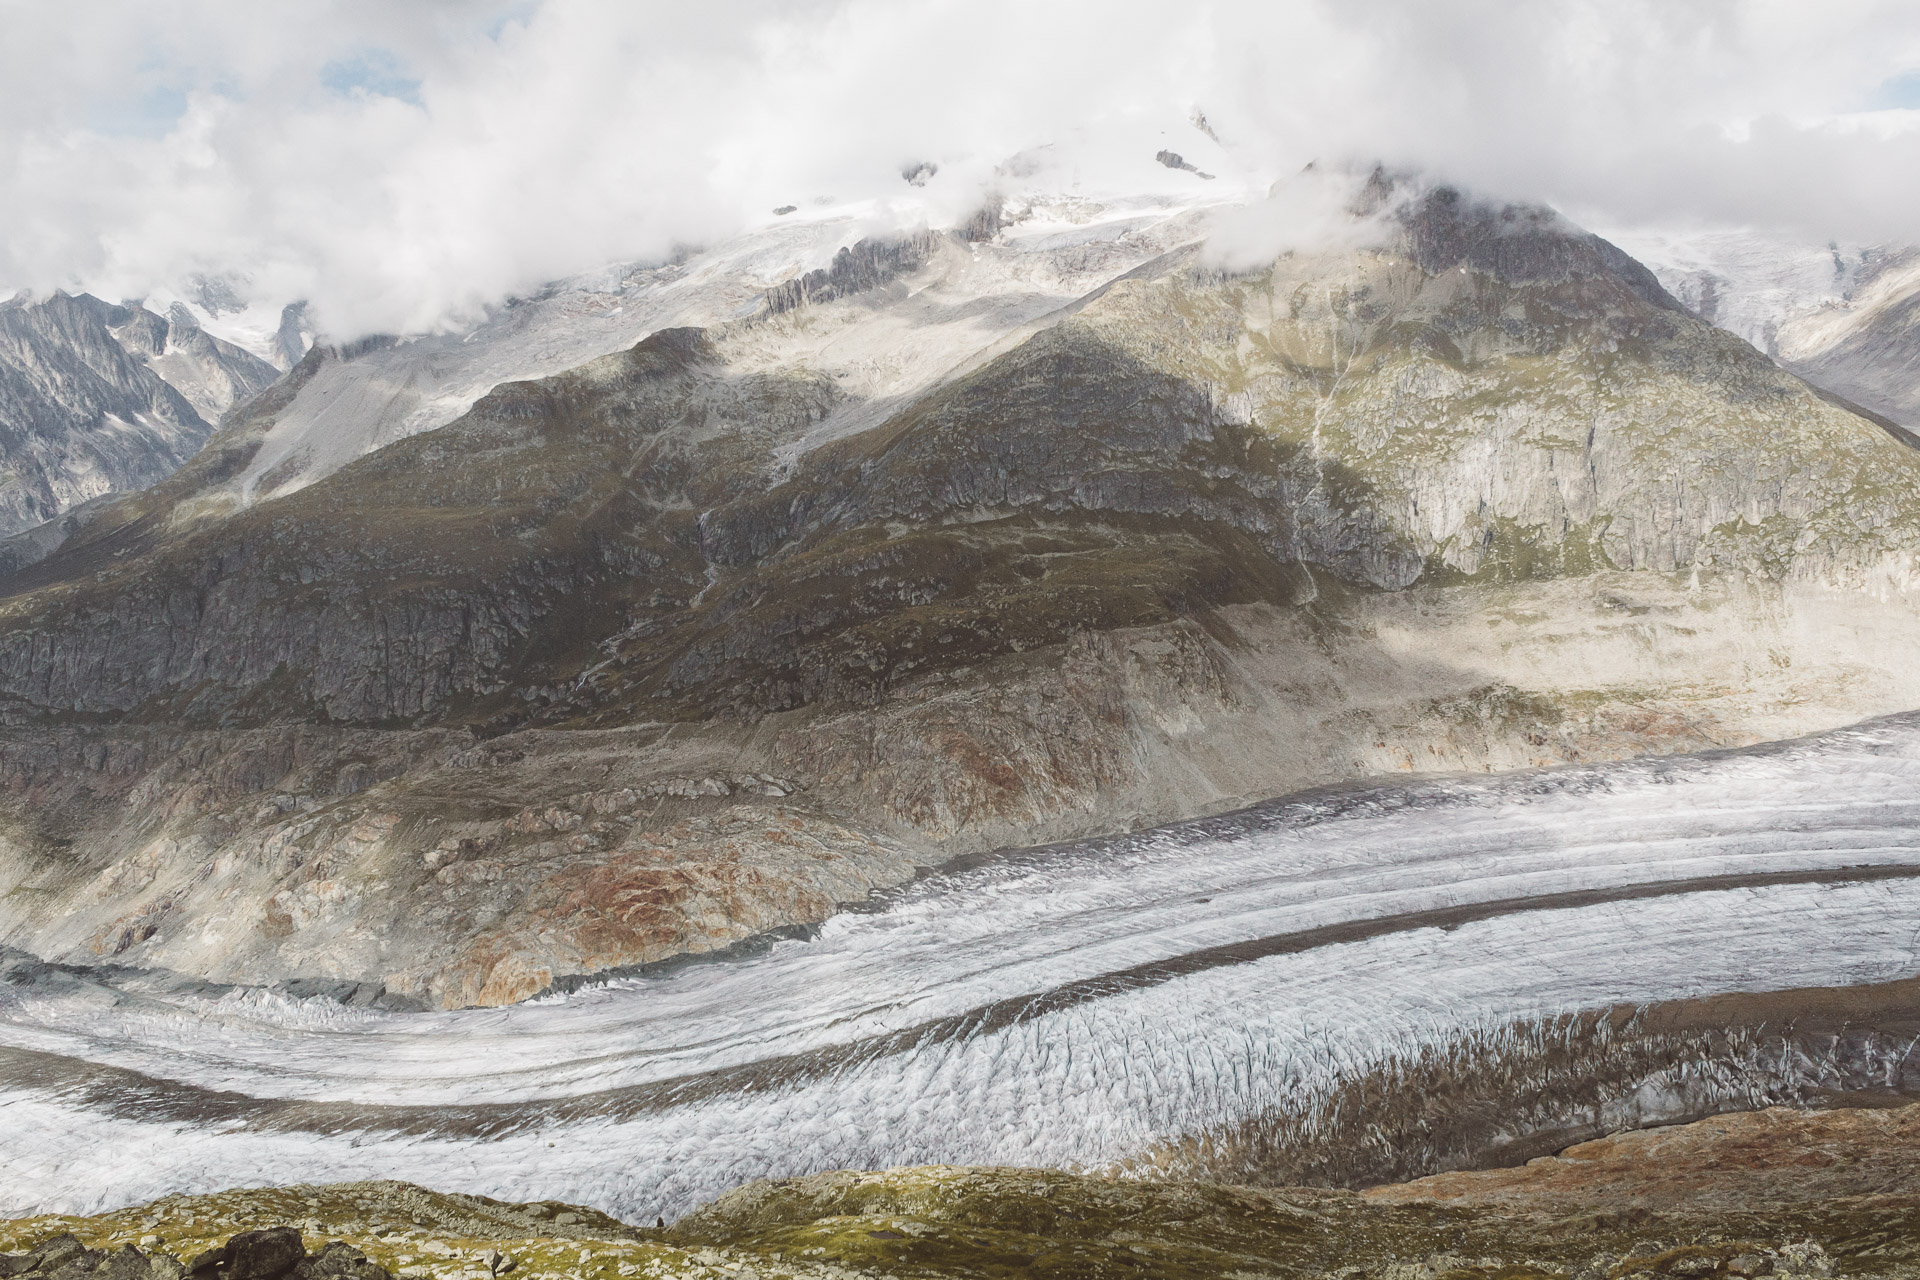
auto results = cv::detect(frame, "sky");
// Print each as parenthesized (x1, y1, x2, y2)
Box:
(5, 0, 1920, 339)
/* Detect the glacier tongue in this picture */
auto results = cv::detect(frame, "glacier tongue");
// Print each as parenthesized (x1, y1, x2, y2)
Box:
(2, 716, 1919, 1219)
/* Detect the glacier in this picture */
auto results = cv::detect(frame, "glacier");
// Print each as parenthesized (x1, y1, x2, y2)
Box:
(2, 715, 1919, 1220)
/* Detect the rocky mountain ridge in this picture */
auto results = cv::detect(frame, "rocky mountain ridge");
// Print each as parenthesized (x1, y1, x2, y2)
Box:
(0, 292, 278, 538)
(4, 182, 1920, 1005)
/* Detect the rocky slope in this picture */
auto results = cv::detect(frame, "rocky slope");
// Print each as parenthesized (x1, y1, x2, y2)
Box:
(1613, 227, 1920, 431)
(4, 182, 1920, 1004)
(0, 1230, 390, 1280)
(1774, 248, 1920, 432)
(670, 1105, 1920, 1278)
(0, 292, 279, 538)
(4, 1103, 1917, 1279)
(1604, 227, 1876, 359)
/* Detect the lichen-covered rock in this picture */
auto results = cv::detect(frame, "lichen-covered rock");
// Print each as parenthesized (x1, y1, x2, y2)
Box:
(0, 1233, 313, 1280)
(188, 1228, 306, 1280)
(288, 1243, 386, 1280)
(0, 1182, 631, 1280)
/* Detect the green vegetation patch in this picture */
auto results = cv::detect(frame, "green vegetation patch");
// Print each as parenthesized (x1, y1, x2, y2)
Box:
(5, 1158, 1918, 1280)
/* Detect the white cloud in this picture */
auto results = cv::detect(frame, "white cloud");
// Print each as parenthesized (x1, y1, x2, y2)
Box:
(5, 0, 1920, 338)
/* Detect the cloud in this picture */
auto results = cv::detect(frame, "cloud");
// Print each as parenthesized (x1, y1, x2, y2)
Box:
(1199, 168, 1400, 272)
(5, 0, 1920, 338)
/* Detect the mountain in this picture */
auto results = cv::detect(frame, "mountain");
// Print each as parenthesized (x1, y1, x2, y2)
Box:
(3, 183, 1920, 1007)
(1613, 226, 1920, 431)
(1773, 247, 1920, 431)
(0, 291, 280, 537)
(148, 206, 1191, 519)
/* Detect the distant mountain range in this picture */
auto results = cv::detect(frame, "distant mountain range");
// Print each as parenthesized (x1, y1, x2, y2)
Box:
(3, 180, 1920, 1007)
(1617, 226, 1920, 431)
(0, 291, 283, 536)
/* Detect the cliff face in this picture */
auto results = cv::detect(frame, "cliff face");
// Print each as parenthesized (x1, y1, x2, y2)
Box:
(4, 187, 1920, 1004)
(0, 292, 278, 537)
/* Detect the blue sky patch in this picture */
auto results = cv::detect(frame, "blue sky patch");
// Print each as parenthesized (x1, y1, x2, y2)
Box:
(320, 49, 423, 104)
(486, 1, 542, 42)
(1869, 70, 1920, 110)
(87, 84, 189, 137)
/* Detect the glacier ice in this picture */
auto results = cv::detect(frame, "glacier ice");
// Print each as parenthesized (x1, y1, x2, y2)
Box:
(3, 716, 1919, 1219)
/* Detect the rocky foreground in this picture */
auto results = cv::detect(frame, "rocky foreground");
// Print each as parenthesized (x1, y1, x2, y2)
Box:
(4, 1103, 1917, 1279)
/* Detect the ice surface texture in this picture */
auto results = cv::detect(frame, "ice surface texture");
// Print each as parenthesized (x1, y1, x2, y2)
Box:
(3, 717, 1919, 1219)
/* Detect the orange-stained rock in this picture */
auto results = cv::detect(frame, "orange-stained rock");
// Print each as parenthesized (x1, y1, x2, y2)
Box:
(429, 807, 914, 1006)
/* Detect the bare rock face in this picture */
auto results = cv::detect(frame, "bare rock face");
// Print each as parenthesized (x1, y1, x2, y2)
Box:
(0, 720, 928, 1008)
(5, 185, 1920, 1002)
(151, 305, 283, 427)
(762, 229, 940, 313)
(0, 292, 278, 537)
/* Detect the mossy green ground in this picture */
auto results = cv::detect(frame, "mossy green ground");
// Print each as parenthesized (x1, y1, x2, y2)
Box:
(4, 1163, 1913, 1280)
